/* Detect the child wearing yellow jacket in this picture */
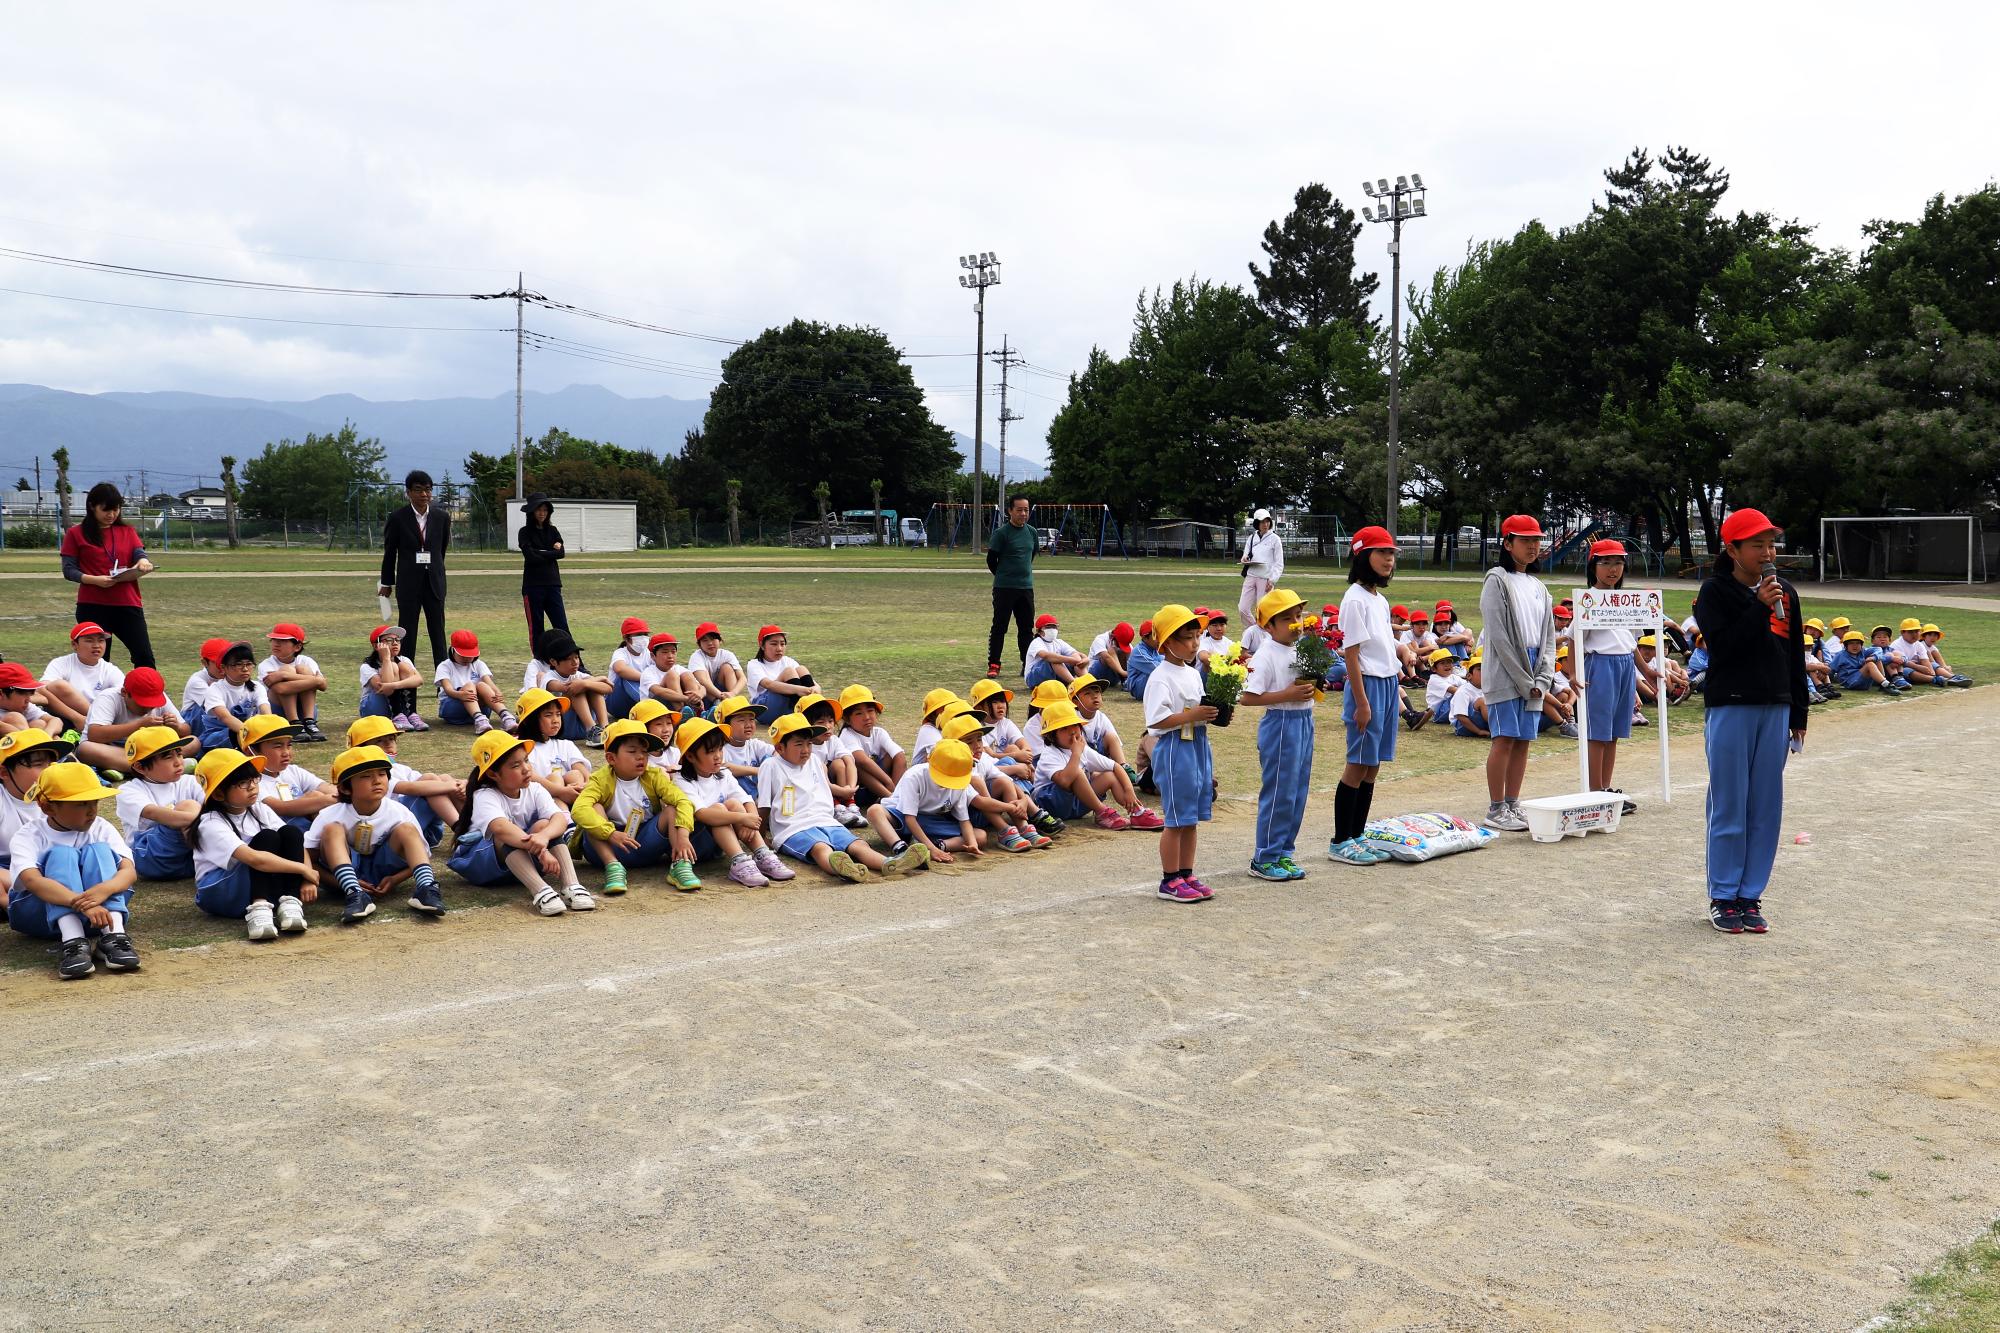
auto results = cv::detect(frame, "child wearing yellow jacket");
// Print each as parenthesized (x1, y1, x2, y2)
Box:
(571, 718, 700, 893)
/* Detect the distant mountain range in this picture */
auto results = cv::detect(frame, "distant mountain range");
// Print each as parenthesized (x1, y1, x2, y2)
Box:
(0, 383, 1046, 491)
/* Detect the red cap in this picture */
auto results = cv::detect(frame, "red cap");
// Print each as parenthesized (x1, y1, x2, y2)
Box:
(1434, 600, 1454, 613)
(1350, 525, 1394, 554)
(1207, 610, 1227, 623)
(1500, 514, 1544, 539)
(648, 631, 678, 650)
(620, 617, 649, 638)
(1111, 622, 1135, 648)
(0, 662, 43, 690)
(694, 622, 721, 640)
(1410, 611, 1430, 623)
(1326, 606, 1340, 621)
(1719, 508, 1781, 544)
(1138, 619, 1154, 637)
(267, 622, 306, 643)
(758, 624, 785, 643)
(1390, 604, 1409, 619)
(199, 637, 231, 664)
(123, 667, 168, 708)
(70, 621, 107, 642)
(449, 629, 480, 656)
(1034, 614, 1059, 630)
(1588, 538, 1628, 559)
(1554, 604, 1574, 620)
(369, 624, 405, 646)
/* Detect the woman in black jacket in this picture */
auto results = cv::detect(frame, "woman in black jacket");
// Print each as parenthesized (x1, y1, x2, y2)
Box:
(518, 493, 570, 645)
(1691, 507, 1808, 936)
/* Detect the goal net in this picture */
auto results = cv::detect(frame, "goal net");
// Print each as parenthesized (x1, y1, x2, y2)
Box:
(1819, 515, 1987, 584)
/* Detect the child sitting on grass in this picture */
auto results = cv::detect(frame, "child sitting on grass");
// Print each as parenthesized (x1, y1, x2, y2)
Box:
(1635, 634, 1692, 709)
(81, 667, 197, 775)
(688, 623, 744, 703)
(756, 714, 928, 883)
(0, 729, 65, 895)
(198, 642, 272, 751)
(307, 745, 446, 923)
(345, 716, 464, 850)
(524, 630, 612, 747)
(1829, 630, 1901, 697)
(745, 625, 815, 717)
(514, 688, 592, 805)
(796, 693, 866, 827)
(434, 630, 512, 734)
(115, 726, 200, 880)
(641, 632, 704, 718)
(912, 689, 962, 764)
(607, 617, 653, 719)
(880, 738, 985, 863)
(969, 680, 1034, 781)
(182, 637, 230, 722)
(837, 685, 905, 809)
(1032, 699, 1160, 830)
(260, 623, 330, 742)
(1023, 615, 1088, 690)
(190, 748, 316, 943)
(572, 719, 701, 893)
(9, 762, 140, 979)
(672, 716, 792, 885)
(1919, 623, 1971, 686)
(1450, 655, 1490, 737)
(1423, 649, 1462, 724)
(1088, 622, 1136, 684)
(243, 716, 336, 834)
(359, 625, 428, 732)
(942, 712, 1055, 850)
(628, 699, 682, 774)
(446, 732, 591, 916)
(718, 697, 772, 797)
(38, 622, 125, 734)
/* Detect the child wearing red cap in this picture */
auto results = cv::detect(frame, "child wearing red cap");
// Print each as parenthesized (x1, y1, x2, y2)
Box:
(607, 617, 653, 719)
(433, 630, 511, 734)
(640, 633, 702, 717)
(359, 625, 428, 733)
(0, 664, 63, 740)
(1023, 615, 1087, 691)
(1088, 622, 1136, 684)
(181, 638, 230, 722)
(1478, 515, 1566, 832)
(1328, 527, 1401, 865)
(81, 667, 197, 774)
(1122, 620, 1162, 704)
(1692, 508, 1808, 935)
(745, 625, 814, 717)
(688, 623, 744, 703)
(39, 622, 126, 733)
(1195, 612, 1235, 673)
(260, 624, 330, 743)
(1433, 602, 1472, 660)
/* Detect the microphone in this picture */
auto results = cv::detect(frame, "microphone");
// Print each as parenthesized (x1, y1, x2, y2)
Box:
(1760, 560, 1786, 622)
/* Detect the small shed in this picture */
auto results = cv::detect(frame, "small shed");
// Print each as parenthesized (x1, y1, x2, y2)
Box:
(505, 497, 639, 553)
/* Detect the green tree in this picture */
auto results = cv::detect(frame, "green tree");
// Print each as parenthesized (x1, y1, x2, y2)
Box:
(241, 424, 390, 535)
(1249, 183, 1377, 340)
(51, 447, 71, 523)
(464, 428, 679, 543)
(219, 455, 240, 548)
(700, 321, 959, 521)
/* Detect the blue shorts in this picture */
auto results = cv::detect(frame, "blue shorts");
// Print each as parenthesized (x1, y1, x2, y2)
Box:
(1024, 659, 1060, 691)
(359, 690, 397, 719)
(1486, 647, 1542, 741)
(1032, 779, 1087, 821)
(580, 814, 675, 868)
(884, 806, 966, 845)
(689, 825, 720, 862)
(1585, 652, 1635, 740)
(780, 825, 859, 859)
(1152, 728, 1213, 828)
(608, 675, 644, 720)
(1342, 675, 1400, 765)
(437, 693, 475, 725)
(1452, 718, 1484, 738)
(445, 835, 513, 887)
(8, 844, 131, 939)
(734, 774, 758, 799)
(131, 824, 194, 881)
(750, 688, 789, 718)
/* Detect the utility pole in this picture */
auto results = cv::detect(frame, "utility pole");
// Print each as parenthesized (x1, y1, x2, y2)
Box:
(1360, 173, 1428, 538)
(956, 252, 1001, 547)
(991, 336, 1023, 513)
(514, 271, 526, 507)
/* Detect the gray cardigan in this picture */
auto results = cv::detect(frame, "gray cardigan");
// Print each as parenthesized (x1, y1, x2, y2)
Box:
(1477, 567, 1559, 706)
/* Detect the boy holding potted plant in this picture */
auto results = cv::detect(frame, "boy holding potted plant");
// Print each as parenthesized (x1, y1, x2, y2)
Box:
(1241, 588, 1317, 882)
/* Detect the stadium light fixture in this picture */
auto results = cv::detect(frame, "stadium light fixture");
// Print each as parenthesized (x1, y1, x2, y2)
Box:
(1362, 180, 1377, 197)
(955, 249, 1004, 547)
(1411, 172, 1425, 190)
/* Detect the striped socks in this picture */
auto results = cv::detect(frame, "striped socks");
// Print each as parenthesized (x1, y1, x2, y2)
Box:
(411, 863, 438, 893)
(334, 864, 360, 896)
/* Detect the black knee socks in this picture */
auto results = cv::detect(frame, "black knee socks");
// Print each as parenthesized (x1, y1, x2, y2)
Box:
(1335, 781, 1378, 843)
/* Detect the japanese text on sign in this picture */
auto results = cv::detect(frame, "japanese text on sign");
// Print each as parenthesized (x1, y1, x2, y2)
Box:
(1574, 587, 1663, 629)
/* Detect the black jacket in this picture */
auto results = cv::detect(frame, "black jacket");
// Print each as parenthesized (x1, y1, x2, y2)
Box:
(1692, 565, 1809, 732)
(519, 522, 565, 590)
(380, 504, 451, 598)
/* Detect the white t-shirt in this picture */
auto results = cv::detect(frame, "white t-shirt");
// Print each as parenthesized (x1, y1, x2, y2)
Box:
(0, 787, 44, 862)
(259, 652, 321, 683)
(259, 764, 324, 803)
(1080, 710, 1119, 747)
(115, 774, 202, 838)
(1034, 735, 1116, 782)
(87, 690, 185, 734)
(467, 783, 562, 842)
(522, 659, 554, 692)
(182, 668, 222, 718)
(1242, 528, 1285, 580)
(1449, 681, 1485, 726)
(723, 737, 774, 772)
(640, 661, 694, 700)
(603, 776, 656, 832)
(755, 753, 837, 849)
(1501, 570, 1551, 650)
(1337, 585, 1399, 679)
(1581, 621, 1637, 656)
(304, 797, 417, 853)
(1087, 631, 1123, 663)
(679, 768, 743, 810)
(610, 641, 651, 682)
(843, 726, 902, 766)
(192, 804, 282, 884)
(1143, 659, 1205, 735)
(649, 745, 681, 775)
(42, 653, 125, 699)
(1197, 633, 1235, 663)
(1247, 637, 1311, 712)
(690, 647, 740, 683)
(10, 814, 133, 882)
(744, 655, 800, 697)
(1406, 630, 1438, 658)
(1424, 672, 1461, 709)
(360, 657, 418, 697)
(971, 752, 1004, 782)
(434, 656, 493, 696)
(1018, 715, 1043, 757)
(985, 714, 1026, 754)
(527, 738, 588, 780)
(1025, 635, 1078, 665)
(886, 765, 973, 823)
(911, 722, 943, 763)
(202, 678, 270, 718)
(812, 733, 854, 767)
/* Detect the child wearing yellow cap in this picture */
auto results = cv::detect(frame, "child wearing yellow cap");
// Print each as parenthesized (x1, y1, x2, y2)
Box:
(1450, 657, 1489, 737)
(942, 712, 1056, 848)
(347, 716, 465, 851)
(573, 719, 701, 893)
(837, 685, 906, 811)
(672, 716, 793, 886)
(912, 689, 962, 765)
(1139, 604, 1216, 900)
(795, 694, 866, 828)
(514, 689, 591, 806)
(307, 746, 446, 923)
(1016, 680, 1072, 762)
(880, 738, 986, 863)
(756, 714, 928, 882)
(1240, 588, 1318, 882)
(628, 699, 682, 775)
(114, 727, 201, 880)
(447, 732, 590, 916)
(0, 729, 66, 896)
(1421, 649, 1461, 726)
(242, 715, 336, 834)
(8, 760, 139, 978)
(190, 748, 319, 939)
(1918, 624, 1971, 686)
(717, 698, 773, 799)
(968, 680, 1035, 782)
(1829, 630, 1899, 696)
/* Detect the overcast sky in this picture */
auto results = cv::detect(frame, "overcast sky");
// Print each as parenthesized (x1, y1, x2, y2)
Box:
(2, 3, 1993, 461)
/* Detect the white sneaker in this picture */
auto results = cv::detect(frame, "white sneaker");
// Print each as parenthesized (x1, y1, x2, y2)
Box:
(532, 886, 568, 916)
(472, 712, 492, 735)
(275, 895, 308, 933)
(837, 803, 866, 829)
(559, 883, 596, 911)
(1483, 807, 1529, 832)
(245, 901, 278, 941)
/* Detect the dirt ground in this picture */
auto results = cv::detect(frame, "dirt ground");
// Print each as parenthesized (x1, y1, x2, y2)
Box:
(2, 692, 1995, 1332)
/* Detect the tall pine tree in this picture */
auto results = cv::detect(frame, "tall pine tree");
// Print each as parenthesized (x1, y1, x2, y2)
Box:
(1248, 183, 1378, 339)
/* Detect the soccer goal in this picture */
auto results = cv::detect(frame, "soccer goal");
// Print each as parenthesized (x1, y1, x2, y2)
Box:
(1819, 514, 1988, 584)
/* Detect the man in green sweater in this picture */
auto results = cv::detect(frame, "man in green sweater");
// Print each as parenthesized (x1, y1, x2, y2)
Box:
(986, 496, 1039, 679)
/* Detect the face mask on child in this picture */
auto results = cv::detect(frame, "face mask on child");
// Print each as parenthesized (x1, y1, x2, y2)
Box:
(627, 635, 647, 652)
(1040, 628, 1058, 643)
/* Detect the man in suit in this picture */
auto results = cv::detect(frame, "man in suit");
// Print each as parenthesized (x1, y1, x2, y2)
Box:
(377, 470, 451, 666)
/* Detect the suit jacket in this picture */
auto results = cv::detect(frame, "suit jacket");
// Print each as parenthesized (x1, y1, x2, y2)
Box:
(380, 504, 451, 598)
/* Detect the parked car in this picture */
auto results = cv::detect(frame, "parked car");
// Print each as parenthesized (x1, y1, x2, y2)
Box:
(899, 517, 927, 547)
(1038, 527, 1060, 551)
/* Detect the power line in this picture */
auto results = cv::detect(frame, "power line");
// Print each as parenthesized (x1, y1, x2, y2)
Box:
(0, 244, 502, 299)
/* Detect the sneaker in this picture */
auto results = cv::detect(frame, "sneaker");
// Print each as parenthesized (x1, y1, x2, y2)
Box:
(391, 713, 414, 732)
(97, 767, 126, 785)
(58, 727, 82, 748)
(408, 883, 446, 915)
(1738, 900, 1768, 933)
(245, 901, 279, 941)
(667, 858, 702, 892)
(275, 895, 308, 933)
(1031, 810, 1065, 837)
(532, 886, 568, 916)
(1156, 875, 1206, 903)
(1403, 707, 1429, 731)
(1483, 806, 1529, 832)
(1708, 899, 1743, 933)
(497, 710, 519, 733)
(1125, 806, 1164, 830)
(987, 662, 1003, 679)
(836, 803, 867, 829)
(998, 829, 1033, 853)
(1024, 825, 1053, 849)
(1249, 858, 1291, 881)
(1608, 788, 1638, 816)
(1094, 807, 1130, 831)
(753, 847, 795, 881)
(472, 712, 493, 735)
(1821, 687, 1843, 699)
(1182, 875, 1215, 900)
(425, 823, 449, 854)
(406, 713, 430, 732)
(559, 883, 597, 911)
(300, 721, 330, 743)
(1556, 722, 1579, 739)
(58, 936, 95, 979)
(602, 863, 628, 895)
(883, 843, 931, 877)
(826, 850, 868, 883)
(727, 855, 769, 887)
(93, 932, 141, 971)
(1326, 838, 1378, 866)
(584, 724, 606, 748)
(341, 888, 376, 924)
(1355, 839, 1395, 863)
(1276, 856, 1306, 880)
(1632, 710, 1649, 726)
(1950, 675, 1972, 687)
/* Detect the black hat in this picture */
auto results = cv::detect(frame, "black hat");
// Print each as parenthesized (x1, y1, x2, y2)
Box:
(536, 628, 577, 662)
(520, 492, 554, 515)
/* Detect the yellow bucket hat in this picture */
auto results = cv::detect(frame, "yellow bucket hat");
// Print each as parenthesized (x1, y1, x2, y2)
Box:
(1151, 603, 1208, 644)
(942, 713, 992, 744)
(347, 715, 399, 748)
(968, 679, 1013, 707)
(195, 748, 266, 800)
(330, 745, 395, 788)
(927, 739, 975, 790)
(123, 725, 189, 767)
(674, 716, 722, 753)
(471, 731, 532, 779)
(1253, 587, 1307, 628)
(602, 718, 665, 753)
(1037, 699, 1085, 734)
(920, 688, 961, 723)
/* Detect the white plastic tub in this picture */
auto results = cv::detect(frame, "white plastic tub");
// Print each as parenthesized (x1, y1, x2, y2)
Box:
(1518, 792, 1624, 844)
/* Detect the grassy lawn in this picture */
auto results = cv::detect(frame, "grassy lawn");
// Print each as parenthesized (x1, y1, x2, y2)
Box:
(2, 551, 1994, 969)
(1874, 1222, 2000, 1332)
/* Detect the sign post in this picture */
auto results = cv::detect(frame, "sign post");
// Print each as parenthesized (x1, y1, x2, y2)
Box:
(1572, 586, 1670, 803)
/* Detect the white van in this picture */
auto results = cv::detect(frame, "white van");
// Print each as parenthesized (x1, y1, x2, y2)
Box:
(899, 517, 927, 547)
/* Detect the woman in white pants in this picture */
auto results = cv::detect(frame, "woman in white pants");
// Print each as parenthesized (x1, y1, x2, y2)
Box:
(1237, 508, 1284, 631)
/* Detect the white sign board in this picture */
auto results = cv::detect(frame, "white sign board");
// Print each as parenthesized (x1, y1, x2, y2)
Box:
(1571, 587, 1671, 802)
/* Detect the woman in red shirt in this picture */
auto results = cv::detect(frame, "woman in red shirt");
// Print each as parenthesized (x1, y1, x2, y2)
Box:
(60, 483, 157, 669)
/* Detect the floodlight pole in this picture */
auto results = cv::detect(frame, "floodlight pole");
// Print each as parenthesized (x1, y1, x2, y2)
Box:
(957, 252, 1002, 548)
(1362, 175, 1428, 538)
